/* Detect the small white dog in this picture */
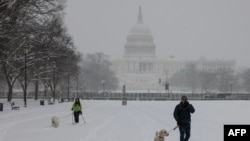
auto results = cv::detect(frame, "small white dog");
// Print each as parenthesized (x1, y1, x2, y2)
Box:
(51, 116, 59, 128)
(154, 129, 169, 141)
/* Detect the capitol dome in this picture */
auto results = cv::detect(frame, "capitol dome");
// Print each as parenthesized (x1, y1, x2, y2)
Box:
(124, 7, 156, 58)
(130, 23, 151, 34)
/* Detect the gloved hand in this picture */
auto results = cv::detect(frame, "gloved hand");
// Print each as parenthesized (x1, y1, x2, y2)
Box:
(79, 111, 82, 115)
(177, 120, 182, 126)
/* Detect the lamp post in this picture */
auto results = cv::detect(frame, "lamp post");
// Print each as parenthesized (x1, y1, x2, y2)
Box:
(158, 78, 161, 92)
(43, 80, 48, 101)
(122, 84, 126, 98)
(43, 62, 50, 101)
(53, 62, 56, 103)
(76, 72, 79, 98)
(165, 82, 169, 96)
(102, 80, 106, 93)
(230, 81, 233, 95)
(67, 70, 70, 100)
(33, 71, 39, 100)
(23, 47, 29, 107)
(122, 84, 127, 105)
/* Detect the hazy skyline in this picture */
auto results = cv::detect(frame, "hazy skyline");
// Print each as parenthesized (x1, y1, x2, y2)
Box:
(64, 0, 250, 68)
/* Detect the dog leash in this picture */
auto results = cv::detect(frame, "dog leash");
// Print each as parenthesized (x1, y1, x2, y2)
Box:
(168, 126, 179, 133)
(61, 113, 73, 119)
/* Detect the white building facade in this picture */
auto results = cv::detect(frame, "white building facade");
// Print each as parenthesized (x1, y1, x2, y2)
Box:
(112, 7, 236, 91)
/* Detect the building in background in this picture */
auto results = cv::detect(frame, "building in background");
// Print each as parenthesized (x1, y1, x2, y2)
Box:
(111, 7, 236, 91)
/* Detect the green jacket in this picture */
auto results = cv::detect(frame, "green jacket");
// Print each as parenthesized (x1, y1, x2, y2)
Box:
(72, 103, 82, 112)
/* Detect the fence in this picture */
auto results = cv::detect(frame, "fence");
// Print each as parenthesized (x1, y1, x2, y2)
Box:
(1, 92, 250, 101)
(78, 92, 250, 101)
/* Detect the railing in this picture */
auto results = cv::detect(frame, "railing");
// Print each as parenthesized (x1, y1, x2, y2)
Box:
(77, 92, 250, 101)
(1, 92, 250, 101)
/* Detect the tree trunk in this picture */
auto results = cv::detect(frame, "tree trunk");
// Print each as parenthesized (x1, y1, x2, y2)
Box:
(34, 80, 39, 100)
(7, 85, 13, 102)
(34, 74, 39, 100)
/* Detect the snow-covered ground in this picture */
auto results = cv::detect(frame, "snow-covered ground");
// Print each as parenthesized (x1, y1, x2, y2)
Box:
(0, 99, 249, 141)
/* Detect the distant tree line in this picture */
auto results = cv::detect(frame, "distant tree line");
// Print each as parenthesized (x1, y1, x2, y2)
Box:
(170, 64, 250, 94)
(79, 52, 118, 92)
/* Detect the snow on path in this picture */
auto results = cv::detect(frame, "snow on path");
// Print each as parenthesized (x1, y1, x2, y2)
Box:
(0, 100, 250, 141)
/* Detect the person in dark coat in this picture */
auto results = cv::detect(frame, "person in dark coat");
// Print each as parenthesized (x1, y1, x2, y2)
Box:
(173, 95, 195, 141)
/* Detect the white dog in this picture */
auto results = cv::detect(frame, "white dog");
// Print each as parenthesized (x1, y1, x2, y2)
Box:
(51, 116, 59, 128)
(154, 129, 169, 141)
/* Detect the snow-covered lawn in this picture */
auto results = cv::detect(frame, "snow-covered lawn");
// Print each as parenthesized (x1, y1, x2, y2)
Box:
(0, 99, 249, 141)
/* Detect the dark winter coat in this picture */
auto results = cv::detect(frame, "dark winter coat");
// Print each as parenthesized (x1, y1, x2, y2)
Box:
(173, 102, 195, 126)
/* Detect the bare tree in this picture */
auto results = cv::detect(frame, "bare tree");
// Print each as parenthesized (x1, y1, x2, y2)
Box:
(169, 63, 198, 93)
(241, 68, 250, 93)
(0, 68, 7, 97)
(198, 70, 217, 93)
(0, 0, 72, 101)
(80, 52, 118, 92)
(214, 69, 234, 93)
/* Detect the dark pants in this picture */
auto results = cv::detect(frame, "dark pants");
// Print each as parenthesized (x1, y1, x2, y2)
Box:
(179, 123, 191, 141)
(73, 112, 80, 123)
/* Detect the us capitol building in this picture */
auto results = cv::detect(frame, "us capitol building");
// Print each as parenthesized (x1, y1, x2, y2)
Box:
(111, 7, 235, 91)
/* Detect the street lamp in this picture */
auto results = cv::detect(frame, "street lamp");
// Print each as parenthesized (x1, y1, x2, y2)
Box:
(102, 80, 106, 93)
(230, 81, 233, 94)
(165, 82, 169, 95)
(76, 72, 79, 98)
(122, 84, 127, 106)
(33, 71, 38, 100)
(67, 69, 70, 101)
(122, 84, 126, 98)
(53, 62, 56, 103)
(158, 78, 161, 92)
(23, 47, 29, 107)
(43, 80, 48, 100)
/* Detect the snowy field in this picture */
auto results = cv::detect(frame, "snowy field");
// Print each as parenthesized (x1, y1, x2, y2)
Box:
(0, 99, 250, 141)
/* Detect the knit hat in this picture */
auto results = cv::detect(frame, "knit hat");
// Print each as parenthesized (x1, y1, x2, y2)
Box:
(181, 95, 188, 100)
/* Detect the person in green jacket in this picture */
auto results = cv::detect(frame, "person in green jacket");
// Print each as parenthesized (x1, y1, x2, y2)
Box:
(71, 98, 82, 123)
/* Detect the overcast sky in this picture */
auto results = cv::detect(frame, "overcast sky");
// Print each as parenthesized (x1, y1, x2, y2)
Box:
(64, 0, 250, 68)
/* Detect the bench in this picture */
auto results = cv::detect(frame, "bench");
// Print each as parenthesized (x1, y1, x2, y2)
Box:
(10, 101, 20, 110)
(48, 99, 54, 105)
